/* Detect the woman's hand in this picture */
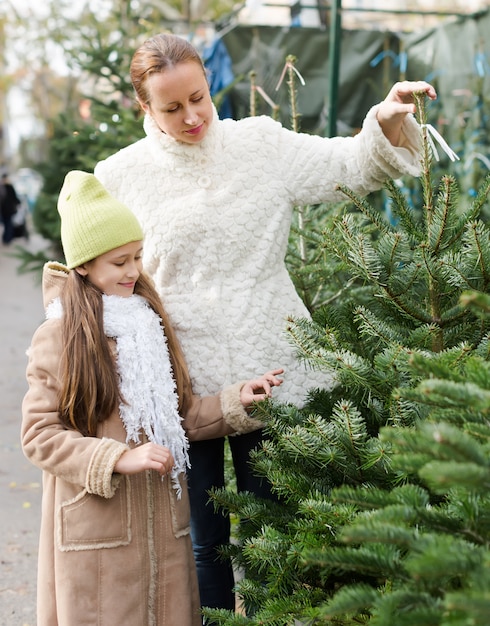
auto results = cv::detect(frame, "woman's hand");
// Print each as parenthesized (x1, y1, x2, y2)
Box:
(114, 442, 175, 476)
(240, 368, 284, 406)
(376, 80, 437, 146)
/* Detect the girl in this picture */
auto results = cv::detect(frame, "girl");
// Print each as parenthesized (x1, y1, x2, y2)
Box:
(94, 32, 437, 611)
(21, 170, 283, 626)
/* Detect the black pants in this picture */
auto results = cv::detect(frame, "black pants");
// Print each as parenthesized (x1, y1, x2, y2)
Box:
(187, 429, 274, 612)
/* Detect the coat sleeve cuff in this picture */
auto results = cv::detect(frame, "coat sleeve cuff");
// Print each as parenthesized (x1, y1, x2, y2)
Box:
(220, 382, 264, 435)
(86, 438, 129, 498)
(361, 105, 423, 179)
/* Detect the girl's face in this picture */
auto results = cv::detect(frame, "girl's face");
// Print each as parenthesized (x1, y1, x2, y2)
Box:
(141, 61, 214, 144)
(75, 241, 143, 297)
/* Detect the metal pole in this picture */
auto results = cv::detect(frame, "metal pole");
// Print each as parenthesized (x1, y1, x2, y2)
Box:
(327, 0, 342, 137)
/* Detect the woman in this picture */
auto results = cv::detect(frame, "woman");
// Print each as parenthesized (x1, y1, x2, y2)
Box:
(94, 32, 437, 612)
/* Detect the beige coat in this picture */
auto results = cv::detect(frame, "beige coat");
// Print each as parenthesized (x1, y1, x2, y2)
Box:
(21, 263, 261, 626)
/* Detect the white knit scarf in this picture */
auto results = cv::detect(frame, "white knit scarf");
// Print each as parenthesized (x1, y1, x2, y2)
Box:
(47, 294, 190, 496)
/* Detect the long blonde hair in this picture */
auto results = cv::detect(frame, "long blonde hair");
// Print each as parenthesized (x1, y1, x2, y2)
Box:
(58, 270, 192, 436)
(130, 33, 206, 108)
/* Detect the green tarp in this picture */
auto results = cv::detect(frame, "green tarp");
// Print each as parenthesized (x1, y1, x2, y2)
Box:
(221, 9, 490, 139)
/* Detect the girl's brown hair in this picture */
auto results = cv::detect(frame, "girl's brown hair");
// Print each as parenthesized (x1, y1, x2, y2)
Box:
(130, 33, 206, 108)
(58, 270, 192, 436)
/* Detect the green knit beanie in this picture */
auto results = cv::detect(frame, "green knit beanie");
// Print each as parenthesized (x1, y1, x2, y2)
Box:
(58, 170, 144, 269)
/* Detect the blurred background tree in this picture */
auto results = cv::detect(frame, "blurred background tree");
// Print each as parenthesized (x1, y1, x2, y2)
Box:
(1, 0, 237, 266)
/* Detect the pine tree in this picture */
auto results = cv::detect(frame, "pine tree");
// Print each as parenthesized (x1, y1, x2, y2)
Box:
(203, 94, 490, 625)
(13, 4, 149, 273)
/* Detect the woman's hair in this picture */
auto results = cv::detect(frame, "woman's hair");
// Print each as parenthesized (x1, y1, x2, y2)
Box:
(58, 270, 192, 436)
(130, 33, 206, 107)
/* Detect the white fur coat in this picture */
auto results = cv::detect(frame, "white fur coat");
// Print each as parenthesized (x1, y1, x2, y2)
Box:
(95, 106, 422, 404)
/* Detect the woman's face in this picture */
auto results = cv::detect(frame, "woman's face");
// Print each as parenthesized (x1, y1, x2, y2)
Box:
(141, 61, 214, 144)
(75, 241, 144, 297)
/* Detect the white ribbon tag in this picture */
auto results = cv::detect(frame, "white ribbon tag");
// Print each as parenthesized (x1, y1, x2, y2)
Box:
(275, 62, 306, 91)
(421, 124, 460, 162)
(254, 85, 277, 109)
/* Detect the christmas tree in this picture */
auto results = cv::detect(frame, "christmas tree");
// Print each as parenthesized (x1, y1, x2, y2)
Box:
(203, 94, 490, 625)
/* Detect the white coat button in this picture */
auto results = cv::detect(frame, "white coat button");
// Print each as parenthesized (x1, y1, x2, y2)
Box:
(197, 176, 211, 188)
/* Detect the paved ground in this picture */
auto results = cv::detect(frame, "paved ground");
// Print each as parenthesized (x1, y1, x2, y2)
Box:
(0, 232, 48, 626)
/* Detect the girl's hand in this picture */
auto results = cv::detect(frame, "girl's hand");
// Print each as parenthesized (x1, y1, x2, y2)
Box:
(376, 80, 437, 146)
(240, 368, 284, 406)
(114, 442, 175, 476)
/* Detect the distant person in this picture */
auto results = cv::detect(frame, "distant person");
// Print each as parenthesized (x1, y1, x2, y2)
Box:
(21, 171, 283, 626)
(0, 173, 20, 244)
(94, 32, 437, 614)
